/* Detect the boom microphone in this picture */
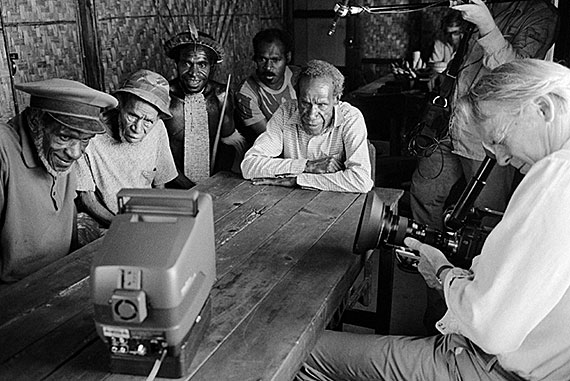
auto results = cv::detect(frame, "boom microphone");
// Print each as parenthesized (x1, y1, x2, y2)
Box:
(328, 0, 350, 36)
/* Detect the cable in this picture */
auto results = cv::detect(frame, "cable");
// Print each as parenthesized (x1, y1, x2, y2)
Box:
(145, 348, 167, 381)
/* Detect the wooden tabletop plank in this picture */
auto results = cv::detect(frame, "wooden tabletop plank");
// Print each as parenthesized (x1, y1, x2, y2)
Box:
(212, 185, 296, 249)
(189, 194, 365, 381)
(214, 187, 318, 277)
(181, 191, 361, 380)
(0, 171, 384, 381)
(191, 172, 248, 199)
(37, 190, 360, 381)
(0, 240, 100, 327)
(0, 306, 98, 380)
(207, 180, 276, 223)
(0, 277, 91, 363)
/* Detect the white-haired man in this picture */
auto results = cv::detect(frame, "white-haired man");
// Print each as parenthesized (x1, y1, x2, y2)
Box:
(241, 59, 373, 193)
(296, 59, 570, 381)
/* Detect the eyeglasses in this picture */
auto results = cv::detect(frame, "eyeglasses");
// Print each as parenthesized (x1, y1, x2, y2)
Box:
(124, 112, 158, 129)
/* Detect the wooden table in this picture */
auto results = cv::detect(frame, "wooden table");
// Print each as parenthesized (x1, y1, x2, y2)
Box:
(0, 172, 402, 381)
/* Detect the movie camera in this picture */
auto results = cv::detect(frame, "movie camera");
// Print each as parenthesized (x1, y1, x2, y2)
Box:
(354, 157, 498, 269)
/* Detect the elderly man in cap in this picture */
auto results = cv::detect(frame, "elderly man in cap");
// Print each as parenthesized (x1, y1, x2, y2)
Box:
(74, 69, 177, 228)
(0, 78, 117, 283)
(164, 26, 246, 189)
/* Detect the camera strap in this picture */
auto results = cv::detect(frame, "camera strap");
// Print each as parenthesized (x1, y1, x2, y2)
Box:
(407, 24, 474, 158)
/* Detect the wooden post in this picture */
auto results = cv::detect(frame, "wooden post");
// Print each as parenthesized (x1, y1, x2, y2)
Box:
(76, 0, 103, 90)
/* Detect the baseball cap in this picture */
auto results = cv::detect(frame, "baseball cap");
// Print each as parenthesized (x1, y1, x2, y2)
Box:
(114, 70, 172, 118)
(16, 78, 118, 134)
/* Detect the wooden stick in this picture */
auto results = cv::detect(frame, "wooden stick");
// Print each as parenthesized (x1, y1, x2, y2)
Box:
(211, 73, 231, 173)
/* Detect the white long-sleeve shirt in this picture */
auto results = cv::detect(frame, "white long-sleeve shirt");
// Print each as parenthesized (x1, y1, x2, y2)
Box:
(437, 143, 570, 380)
(241, 100, 373, 193)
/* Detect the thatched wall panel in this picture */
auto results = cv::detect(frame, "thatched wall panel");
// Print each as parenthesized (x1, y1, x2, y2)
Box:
(6, 23, 84, 107)
(361, 0, 443, 77)
(0, 0, 283, 120)
(0, 34, 16, 120)
(2, 0, 76, 23)
(98, 16, 171, 92)
(96, 0, 284, 92)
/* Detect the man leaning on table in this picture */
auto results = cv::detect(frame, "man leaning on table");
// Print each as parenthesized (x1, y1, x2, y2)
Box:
(0, 79, 117, 283)
(241, 59, 373, 193)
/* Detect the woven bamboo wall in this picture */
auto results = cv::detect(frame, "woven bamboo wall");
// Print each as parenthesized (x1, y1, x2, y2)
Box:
(1, 0, 85, 115)
(96, 0, 284, 93)
(360, 0, 444, 78)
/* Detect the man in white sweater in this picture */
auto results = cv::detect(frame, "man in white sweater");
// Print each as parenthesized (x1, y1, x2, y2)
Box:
(297, 59, 570, 381)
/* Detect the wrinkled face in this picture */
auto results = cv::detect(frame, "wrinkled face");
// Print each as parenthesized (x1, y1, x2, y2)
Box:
(479, 101, 549, 174)
(119, 97, 160, 143)
(177, 46, 213, 94)
(298, 77, 338, 136)
(254, 41, 290, 89)
(42, 121, 94, 173)
(445, 25, 463, 50)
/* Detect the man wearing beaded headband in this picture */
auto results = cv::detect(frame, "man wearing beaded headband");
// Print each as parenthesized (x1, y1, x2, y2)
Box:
(164, 25, 246, 188)
(0, 78, 117, 282)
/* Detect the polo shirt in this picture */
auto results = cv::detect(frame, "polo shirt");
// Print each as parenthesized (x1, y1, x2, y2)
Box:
(0, 114, 75, 282)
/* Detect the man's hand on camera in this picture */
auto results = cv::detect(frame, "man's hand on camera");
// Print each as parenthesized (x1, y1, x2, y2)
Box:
(404, 237, 451, 290)
(451, 0, 495, 37)
(304, 157, 344, 174)
(252, 176, 297, 188)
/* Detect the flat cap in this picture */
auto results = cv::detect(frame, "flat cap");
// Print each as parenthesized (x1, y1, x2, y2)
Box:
(164, 31, 224, 64)
(16, 78, 118, 134)
(114, 69, 172, 118)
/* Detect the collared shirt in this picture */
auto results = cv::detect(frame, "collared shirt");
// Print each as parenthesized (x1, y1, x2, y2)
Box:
(241, 100, 373, 193)
(0, 113, 75, 282)
(437, 141, 570, 380)
(450, 0, 558, 160)
(429, 39, 455, 66)
(75, 111, 177, 214)
(236, 66, 300, 127)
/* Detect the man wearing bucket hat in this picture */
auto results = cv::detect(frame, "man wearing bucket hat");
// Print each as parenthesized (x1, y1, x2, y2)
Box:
(74, 69, 177, 228)
(164, 25, 246, 188)
(0, 78, 117, 283)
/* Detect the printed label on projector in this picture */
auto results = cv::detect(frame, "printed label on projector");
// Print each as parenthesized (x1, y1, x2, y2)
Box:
(102, 325, 130, 339)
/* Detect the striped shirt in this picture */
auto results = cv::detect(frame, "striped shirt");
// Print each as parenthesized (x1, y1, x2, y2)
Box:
(241, 100, 373, 193)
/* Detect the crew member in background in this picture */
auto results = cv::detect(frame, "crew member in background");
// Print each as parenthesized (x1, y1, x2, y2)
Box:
(0, 79, 117, 282)
(164, 25, 246, 188)
(235, 28, 300, 146)
(297, 58, 570, 381)
(428, 10, 466, 73)
(241, 59, 373, 193)
(75, 69, 177, 229)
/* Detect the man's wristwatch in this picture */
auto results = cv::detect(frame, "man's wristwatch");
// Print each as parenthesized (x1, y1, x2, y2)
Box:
(435, 264, 454, 284)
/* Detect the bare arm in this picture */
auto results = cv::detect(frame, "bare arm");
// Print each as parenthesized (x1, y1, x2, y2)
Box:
(77, 191, 115, 228)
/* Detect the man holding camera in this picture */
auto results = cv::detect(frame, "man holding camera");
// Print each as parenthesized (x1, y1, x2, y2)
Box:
(296, 59, 570, 381)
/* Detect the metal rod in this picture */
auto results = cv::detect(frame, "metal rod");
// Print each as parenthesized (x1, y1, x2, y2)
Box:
(210, 73, 231, 173)
(360, 0, 537, 14)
